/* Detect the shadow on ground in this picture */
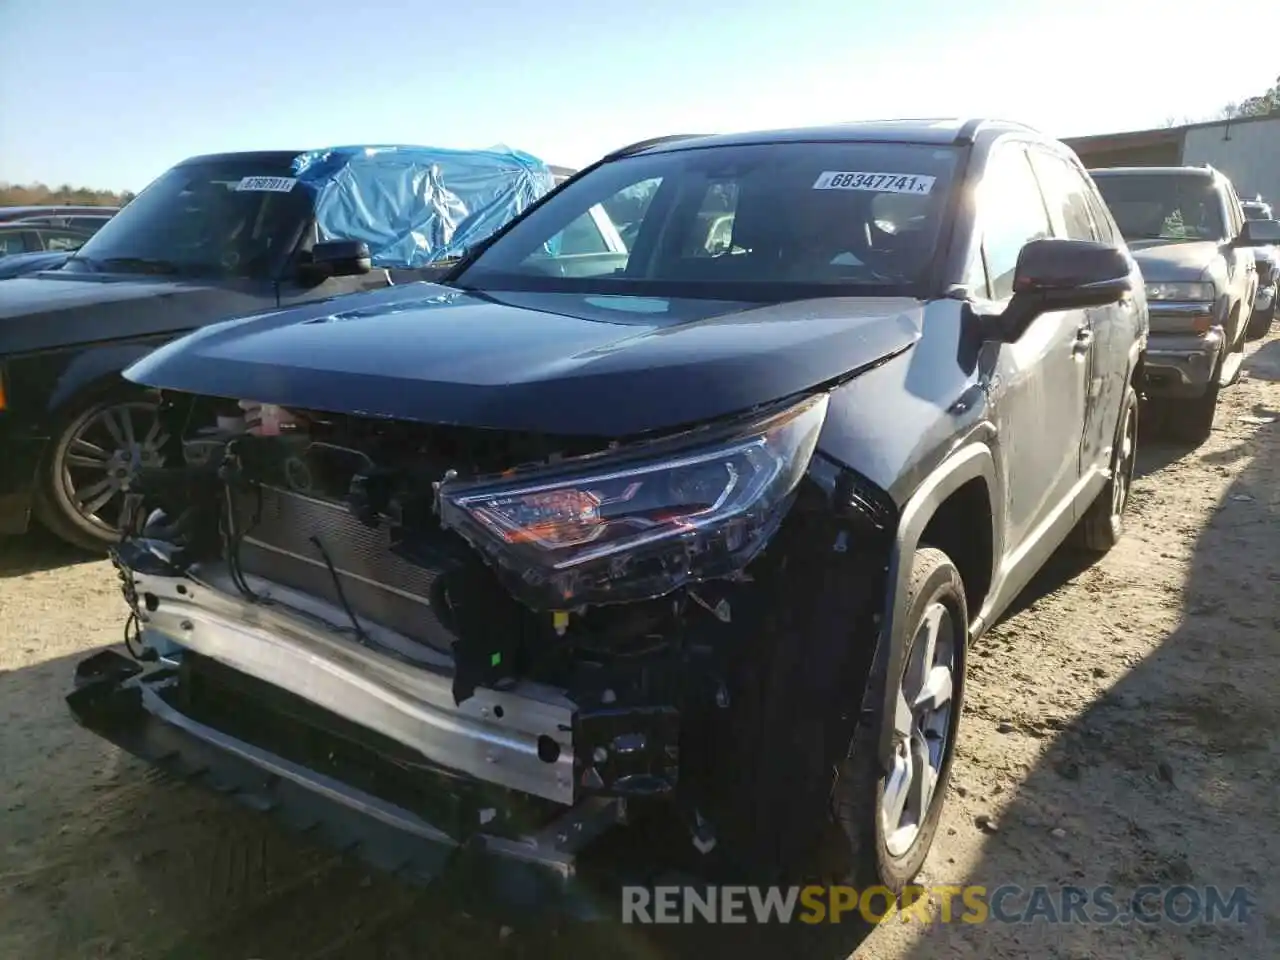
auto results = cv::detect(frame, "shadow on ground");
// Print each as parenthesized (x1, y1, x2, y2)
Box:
(0, 525, 99, 579)
(4, 348, 1278, 958)
(893, 377, 1279, 957)
(0, 645, 869, 960)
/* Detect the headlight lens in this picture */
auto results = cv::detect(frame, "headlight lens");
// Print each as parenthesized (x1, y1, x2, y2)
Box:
(1145, 281, 1215, 301)
(439, 394, 829, 608)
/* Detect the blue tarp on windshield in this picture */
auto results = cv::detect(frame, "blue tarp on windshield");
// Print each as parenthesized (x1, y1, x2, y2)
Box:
(292, 144, 556, 269)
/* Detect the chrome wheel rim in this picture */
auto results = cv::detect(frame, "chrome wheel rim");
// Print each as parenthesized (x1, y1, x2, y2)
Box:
(882, 601, 957, 858)
(58, 401, 167, 536)
(1112, 405, 1136, 519)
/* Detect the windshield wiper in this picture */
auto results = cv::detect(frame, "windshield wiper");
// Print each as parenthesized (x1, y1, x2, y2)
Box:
(98, 256, 183, 275)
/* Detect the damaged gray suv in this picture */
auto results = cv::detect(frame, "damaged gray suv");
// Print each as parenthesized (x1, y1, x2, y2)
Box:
(69, 119, 1147, 901)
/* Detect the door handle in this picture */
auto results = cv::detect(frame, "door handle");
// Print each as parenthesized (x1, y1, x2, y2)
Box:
(1072, 324, 1093, 355)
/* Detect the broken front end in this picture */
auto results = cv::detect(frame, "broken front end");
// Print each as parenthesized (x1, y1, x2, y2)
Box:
(69, 388, 894, 893)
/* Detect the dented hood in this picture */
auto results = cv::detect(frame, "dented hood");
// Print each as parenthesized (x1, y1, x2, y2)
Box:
(124, 283, 921, 436)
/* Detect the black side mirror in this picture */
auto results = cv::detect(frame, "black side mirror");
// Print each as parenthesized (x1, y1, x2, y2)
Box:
(299, 239, 372, 283)
(1235, 218, 1280, 247)
(995, 238, 1132, 341)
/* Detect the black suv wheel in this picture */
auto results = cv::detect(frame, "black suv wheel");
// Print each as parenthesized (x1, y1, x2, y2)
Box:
(34, 390, 167, 551)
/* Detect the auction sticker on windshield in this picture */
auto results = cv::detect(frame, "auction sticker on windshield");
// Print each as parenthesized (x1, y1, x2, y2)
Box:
(235, 176, 298, 193)
(812, 172, 935, 194)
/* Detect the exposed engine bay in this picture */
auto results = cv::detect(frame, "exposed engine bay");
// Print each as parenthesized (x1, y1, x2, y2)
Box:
(102, 386, 894, 872)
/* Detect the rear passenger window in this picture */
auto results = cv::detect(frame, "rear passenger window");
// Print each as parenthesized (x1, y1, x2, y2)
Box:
(1030, 151, 1098, 242)
(978, 145, 1053, 300)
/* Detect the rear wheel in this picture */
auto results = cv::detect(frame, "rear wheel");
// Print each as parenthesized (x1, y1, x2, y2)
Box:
(34, 390, 168, 552)
(1077, 386, 1138, 553)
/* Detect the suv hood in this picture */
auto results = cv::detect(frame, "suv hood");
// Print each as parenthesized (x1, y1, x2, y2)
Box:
(0, 272, 272, 356)
(125, 283, 921, 436)
(1127, 240, 1221, 283)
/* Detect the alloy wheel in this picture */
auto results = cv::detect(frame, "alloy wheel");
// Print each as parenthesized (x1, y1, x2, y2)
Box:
(881, 601, 958, 858)
(1111, 404, 1136, 519)
(56, 400, 168, 538)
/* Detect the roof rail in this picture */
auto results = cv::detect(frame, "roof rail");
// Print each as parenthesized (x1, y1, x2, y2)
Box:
(953, 119, 985, 145)
(954, 118, 1039, 145)
(604, 134, 707, 160)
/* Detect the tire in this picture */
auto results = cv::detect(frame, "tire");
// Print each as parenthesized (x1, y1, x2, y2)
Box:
(831, 547, 968, 892)
(1245, 301, 1274, 341)
(33, 389, 166, 552)
(1076, 385, 1138, 554)
(1226, 304, 1245, 350)
(1160, 383, 1218, 446)
(714, 542, 967, 895)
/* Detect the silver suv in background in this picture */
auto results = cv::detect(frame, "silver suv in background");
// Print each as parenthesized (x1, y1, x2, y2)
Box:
(1241, 199, 1277, 339)
(1091, 166, 1280, 443)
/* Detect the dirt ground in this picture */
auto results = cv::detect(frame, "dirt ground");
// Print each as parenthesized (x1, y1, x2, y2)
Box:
(2, 331, 1278, 960)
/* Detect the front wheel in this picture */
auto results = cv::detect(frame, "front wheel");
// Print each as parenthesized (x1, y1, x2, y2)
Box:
(714, 544, 967, 894)
(1159, 383, 1218, 446)
(833, 547, 968, 892)
(1245, 301, 1274, 340)
(34, 390, 168, 552)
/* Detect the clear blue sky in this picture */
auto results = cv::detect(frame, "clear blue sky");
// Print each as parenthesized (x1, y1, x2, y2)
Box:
(0, 0, 1269, 192)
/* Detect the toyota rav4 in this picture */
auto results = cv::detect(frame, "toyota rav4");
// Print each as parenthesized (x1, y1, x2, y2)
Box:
(69, 119, 1148, 901)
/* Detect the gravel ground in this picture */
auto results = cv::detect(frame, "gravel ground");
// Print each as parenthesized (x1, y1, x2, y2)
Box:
(2, 329, 1278, 960)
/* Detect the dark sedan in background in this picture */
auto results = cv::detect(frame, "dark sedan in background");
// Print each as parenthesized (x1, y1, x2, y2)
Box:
(0, 222, 94, 258)
(0, 204, 120, 233)
(0, 207, 115, 279)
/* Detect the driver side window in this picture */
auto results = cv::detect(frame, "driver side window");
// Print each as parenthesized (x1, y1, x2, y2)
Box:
(978, 145, 1053, 300)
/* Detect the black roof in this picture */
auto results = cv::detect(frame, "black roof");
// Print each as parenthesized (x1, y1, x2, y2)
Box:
(1089, 166, 1216, 178)
(620, 118, 1042, 158)
(175, 150, 306, 167)
(0, 221, 94, 233)
(175, 151, 580, 182)
(0, 204, 120, 219)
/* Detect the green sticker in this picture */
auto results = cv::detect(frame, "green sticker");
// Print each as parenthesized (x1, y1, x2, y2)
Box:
(490, 652, 502, 667)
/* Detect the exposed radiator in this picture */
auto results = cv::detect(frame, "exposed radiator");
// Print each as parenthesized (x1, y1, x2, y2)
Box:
(232, 485, 459, 654)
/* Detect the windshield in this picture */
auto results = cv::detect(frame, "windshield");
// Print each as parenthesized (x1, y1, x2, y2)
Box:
(452, 141, 959, 300)
(1242, 202, 1272, 221)
(1092, 173, 1225, 242)
(65, 158, 312, 280)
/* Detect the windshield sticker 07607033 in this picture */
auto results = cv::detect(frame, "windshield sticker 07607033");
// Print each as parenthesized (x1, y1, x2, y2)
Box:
(812, 172, 935, 194)
(235, 176, 298, 193)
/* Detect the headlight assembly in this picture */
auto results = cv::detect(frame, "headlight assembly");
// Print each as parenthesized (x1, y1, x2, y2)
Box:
(438, 393, 829, 609)
(1145, 281, 1215, 301)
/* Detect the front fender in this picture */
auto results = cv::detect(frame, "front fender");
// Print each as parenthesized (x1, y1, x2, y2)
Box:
(869, 442, 998, 765)
(47, 342, 161, 415)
